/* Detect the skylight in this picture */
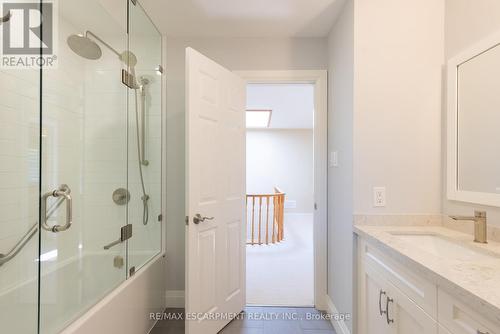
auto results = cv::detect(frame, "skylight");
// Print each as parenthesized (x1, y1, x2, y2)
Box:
(246, 109, 272, 128)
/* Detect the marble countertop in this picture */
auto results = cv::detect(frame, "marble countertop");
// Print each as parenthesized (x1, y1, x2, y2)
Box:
(354, 225, 500, 323)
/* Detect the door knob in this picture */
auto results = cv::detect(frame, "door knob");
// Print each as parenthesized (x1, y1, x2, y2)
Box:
(193, 214, 214, 224)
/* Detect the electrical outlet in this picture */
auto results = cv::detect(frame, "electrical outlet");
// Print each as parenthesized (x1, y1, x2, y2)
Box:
(373, 187, 386, 207)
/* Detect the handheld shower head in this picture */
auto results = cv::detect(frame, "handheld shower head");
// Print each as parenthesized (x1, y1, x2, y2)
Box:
(119, 51, 137, 68)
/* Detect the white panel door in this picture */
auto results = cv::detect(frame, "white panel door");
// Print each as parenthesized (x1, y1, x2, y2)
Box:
(185, 47, 246, 334)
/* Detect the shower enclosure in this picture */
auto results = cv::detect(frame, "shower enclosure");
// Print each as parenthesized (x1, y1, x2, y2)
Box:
(0, 0, 163, 333)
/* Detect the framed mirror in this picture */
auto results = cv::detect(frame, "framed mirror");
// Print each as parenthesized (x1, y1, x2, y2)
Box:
(447, 31, 500, 206)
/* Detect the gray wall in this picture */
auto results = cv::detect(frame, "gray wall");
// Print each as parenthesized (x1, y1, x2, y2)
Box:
(353, 0, 444, 215)
(326, 1, 444, 331)
(326, 0, 354, 331)
(165, 37, 328, 292)
(246, 129, 314, 214)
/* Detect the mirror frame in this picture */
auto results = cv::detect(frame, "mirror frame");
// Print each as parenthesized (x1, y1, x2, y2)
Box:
(447, 31, 500, 207)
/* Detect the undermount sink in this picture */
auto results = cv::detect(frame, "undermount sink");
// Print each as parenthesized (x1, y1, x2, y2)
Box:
(389, 232, 498, 262)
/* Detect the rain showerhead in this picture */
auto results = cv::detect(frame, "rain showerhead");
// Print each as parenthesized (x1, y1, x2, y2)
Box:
(67, 31, 137, 68)
(67, 34, 102, 60)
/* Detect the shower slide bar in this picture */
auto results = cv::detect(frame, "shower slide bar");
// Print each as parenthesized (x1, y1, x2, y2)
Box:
(0, 185, 72, 267)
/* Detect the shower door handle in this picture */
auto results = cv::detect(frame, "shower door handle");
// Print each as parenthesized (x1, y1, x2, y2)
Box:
(41, 185, 73, 233)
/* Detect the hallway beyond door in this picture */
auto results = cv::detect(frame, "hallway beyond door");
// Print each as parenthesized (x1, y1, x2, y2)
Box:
(247, 214, 314, 306)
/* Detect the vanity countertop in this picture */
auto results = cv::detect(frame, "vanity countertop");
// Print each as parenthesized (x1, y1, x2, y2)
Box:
(354, 225, 500, 323)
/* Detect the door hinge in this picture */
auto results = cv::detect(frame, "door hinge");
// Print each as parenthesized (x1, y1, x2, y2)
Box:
(129, 266, 136, 277)
(185, 216, 189, 226)
(156, 65, 164, 75)
(158, 214, 163, 222)
(121, 69, 137, 89)
(130, 0, 137, 6)
(314, 203, 318, 210)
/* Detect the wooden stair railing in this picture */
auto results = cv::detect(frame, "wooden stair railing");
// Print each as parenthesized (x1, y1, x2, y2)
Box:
(246, 187, 285, 245)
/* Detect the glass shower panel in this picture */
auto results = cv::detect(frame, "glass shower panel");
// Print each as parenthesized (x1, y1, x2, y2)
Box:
(39, 0, 128, 333)
(127, 1, 162, 272)
(0, 13, 40, 334)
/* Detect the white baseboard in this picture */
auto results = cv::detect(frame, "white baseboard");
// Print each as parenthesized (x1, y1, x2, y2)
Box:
(325, 294, 351, 334)
(165, 290, 185, 308)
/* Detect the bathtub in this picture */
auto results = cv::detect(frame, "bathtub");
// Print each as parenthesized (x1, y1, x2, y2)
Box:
(0, 252, 166, 334)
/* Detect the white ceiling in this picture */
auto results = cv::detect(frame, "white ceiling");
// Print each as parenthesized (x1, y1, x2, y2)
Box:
(139, 0, 346, 37)
(247, 83, 314, 129)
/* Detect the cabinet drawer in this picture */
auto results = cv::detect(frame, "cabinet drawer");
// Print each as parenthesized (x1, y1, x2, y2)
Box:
(438, 288, 500, 334)
(360, 240, 437, 318)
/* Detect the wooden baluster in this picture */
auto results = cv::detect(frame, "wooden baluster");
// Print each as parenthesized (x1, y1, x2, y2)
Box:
(251, 196, 255, 245)
(277, 195, 281, 242)
(258, 197, 263, 245)
(277, 195, 282, 242)
(272, 195, 276, 243)
(281, 194, 285, 241)
(265, 196, 270, 245)
(278, 194, 284, 241)
(245, 196, 248, 244)
(276, 195, 280, 242)
(278, 194, 281, 241)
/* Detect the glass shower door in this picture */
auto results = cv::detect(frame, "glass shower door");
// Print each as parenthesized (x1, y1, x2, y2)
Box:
(38, 0, 128, 332)
(1, 0, 162, 332)
(127, 0, 162, 273)
(0, 29, 40, 334)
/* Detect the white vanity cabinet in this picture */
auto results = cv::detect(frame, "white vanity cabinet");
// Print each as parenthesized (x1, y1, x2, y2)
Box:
(358, 239, 437, 334)
(357, 236, 500, 334)
(360, 261, 437, 334)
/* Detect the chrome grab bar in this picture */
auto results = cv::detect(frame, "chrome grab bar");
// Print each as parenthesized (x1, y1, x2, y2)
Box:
(0, 184, 73, 267)
(0, 222, 38, 267)
(41, 184, 73, 233)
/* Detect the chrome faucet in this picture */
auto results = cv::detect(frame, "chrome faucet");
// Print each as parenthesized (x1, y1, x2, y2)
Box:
(450, 210, 487, 244)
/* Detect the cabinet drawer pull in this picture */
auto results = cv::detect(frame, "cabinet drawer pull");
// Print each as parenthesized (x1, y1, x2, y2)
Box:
(386, 297, 394, 324)
(379, 290, 387, 316)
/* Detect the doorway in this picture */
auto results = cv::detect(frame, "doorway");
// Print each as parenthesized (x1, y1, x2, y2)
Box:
(237, 70, 328, 310)
(245, 83, 315, 306)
